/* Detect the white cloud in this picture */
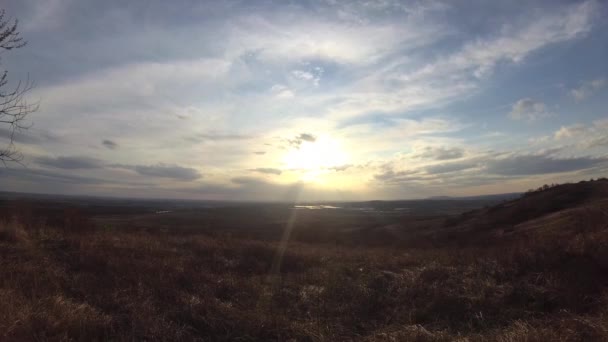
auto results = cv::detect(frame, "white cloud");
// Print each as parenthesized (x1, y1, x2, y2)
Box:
(270, 84, 295, 99)
(456, 1, 595, 78)
(549, 120, 608, 150)
(292, 70, 314, 81)
(225, 12, 444, 65)
(508, 98, 552, 122)
(570, 78, 606, 102)
(291, 68, 323, 86)
(35, 58, 233, 113)
(413, 146, 465, 160)
(326, 0, 598, 120)
(554, 124, 588, 139)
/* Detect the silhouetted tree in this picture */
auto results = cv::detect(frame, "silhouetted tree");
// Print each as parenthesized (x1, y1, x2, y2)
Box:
(0, 9, 37, 164)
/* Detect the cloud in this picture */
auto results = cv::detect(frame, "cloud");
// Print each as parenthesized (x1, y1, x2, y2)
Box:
(550, 121, 608, 147)
(328, 164, 352, 172)
(0, 128, 64, 145)
(287, 133, 317, 148)
(570, 78, 606, 102)
(554, 124, 588, 140)
(35, 58, 232, 114)
(461, 1, 596, 76)
(0, 167, 155, 196)
(374, 147, 608, 188)
(373, 162, 515, 188)
(589, 136, 608, 148)
(133, 164, 201, 181)
(270, 84, 295, 99)
(292, 70, 314, 81)
(508, 98, 551, 121)
(185, 132, 252, 143)
(414, 146, 464, 160)
(250, 167, 282, 175)
(35, 156, 105, 169)
(426, 160, 479, 174)
(111, 163, 202, 181)
(3, 0, 606, 200)
(231, 176, 265, 185)
(228, 11, 440, 65)
(291, 68, 323, 86)
(102, 139, 118, 149)
(485, 154, 607, 176)
(0, 128, 41, 145)
(326, 0, 599, 120)
(586, 121, 608, 147)
(21, 0, 72, 32)
(298, 133, 316, 142)
(374, 169, 424, 183)
(0, 167, 106, 186)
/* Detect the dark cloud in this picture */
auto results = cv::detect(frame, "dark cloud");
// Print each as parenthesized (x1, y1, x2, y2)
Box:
(298, 133, 316, 142)
(108, 163, 202, 181)
(0, 167, 106, 185)
(415, 152, 605, 177)
(374, 166, 514, 187)
(374, 169, 422, 182)
(131, 164, 201, 181)
(589, 135, 608, 148)
(102, 139, 118, 149)
(184, 132, 252, 143)
(287, 133, 317, 148)
(231, 176, 265, 185)
(36, 156, 105, 169)
(0, 128, 63, 145)
(485, 154, 608, 176)
(375, 152, 607, 187)
(328, 164, 352, 172)
(253, 151, 266, 155)
(0, 128, 39, 145)
(250, 167, 282, 175)
(415, 146, 464, 160)
(0, 167, 156, 193)
(425, 161, 479, 174)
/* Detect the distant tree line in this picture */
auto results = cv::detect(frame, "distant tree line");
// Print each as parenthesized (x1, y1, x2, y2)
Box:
(525, 177, 608, 196)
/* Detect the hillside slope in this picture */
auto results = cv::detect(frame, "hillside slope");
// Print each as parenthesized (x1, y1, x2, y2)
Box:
(438, 179, 608, 244)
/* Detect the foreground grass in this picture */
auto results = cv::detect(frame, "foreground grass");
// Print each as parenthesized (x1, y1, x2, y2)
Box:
(1, 208, 608, 341)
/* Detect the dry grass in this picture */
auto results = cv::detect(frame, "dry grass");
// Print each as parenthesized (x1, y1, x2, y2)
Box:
(1, 190, 608, 341)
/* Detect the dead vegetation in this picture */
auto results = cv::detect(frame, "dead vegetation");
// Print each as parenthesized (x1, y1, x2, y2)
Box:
(1, 180, 608, 341)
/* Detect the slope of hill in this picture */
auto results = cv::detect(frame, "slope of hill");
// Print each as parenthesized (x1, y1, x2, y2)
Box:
(438, 179, 608, 244)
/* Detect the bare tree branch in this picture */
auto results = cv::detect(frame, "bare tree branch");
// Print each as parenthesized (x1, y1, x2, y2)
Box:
(0, 9, 36, 164)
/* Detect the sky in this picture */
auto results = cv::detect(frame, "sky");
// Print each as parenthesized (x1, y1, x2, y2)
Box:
(1, 0, 607, 201)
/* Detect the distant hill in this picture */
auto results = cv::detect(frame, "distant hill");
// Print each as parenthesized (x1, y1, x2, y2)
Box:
(426, 193, 522, 201)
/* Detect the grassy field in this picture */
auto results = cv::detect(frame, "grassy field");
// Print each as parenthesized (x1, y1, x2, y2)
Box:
(1, 180, 608, 341)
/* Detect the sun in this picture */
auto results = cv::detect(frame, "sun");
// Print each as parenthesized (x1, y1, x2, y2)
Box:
(283, 136, 348, 181)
